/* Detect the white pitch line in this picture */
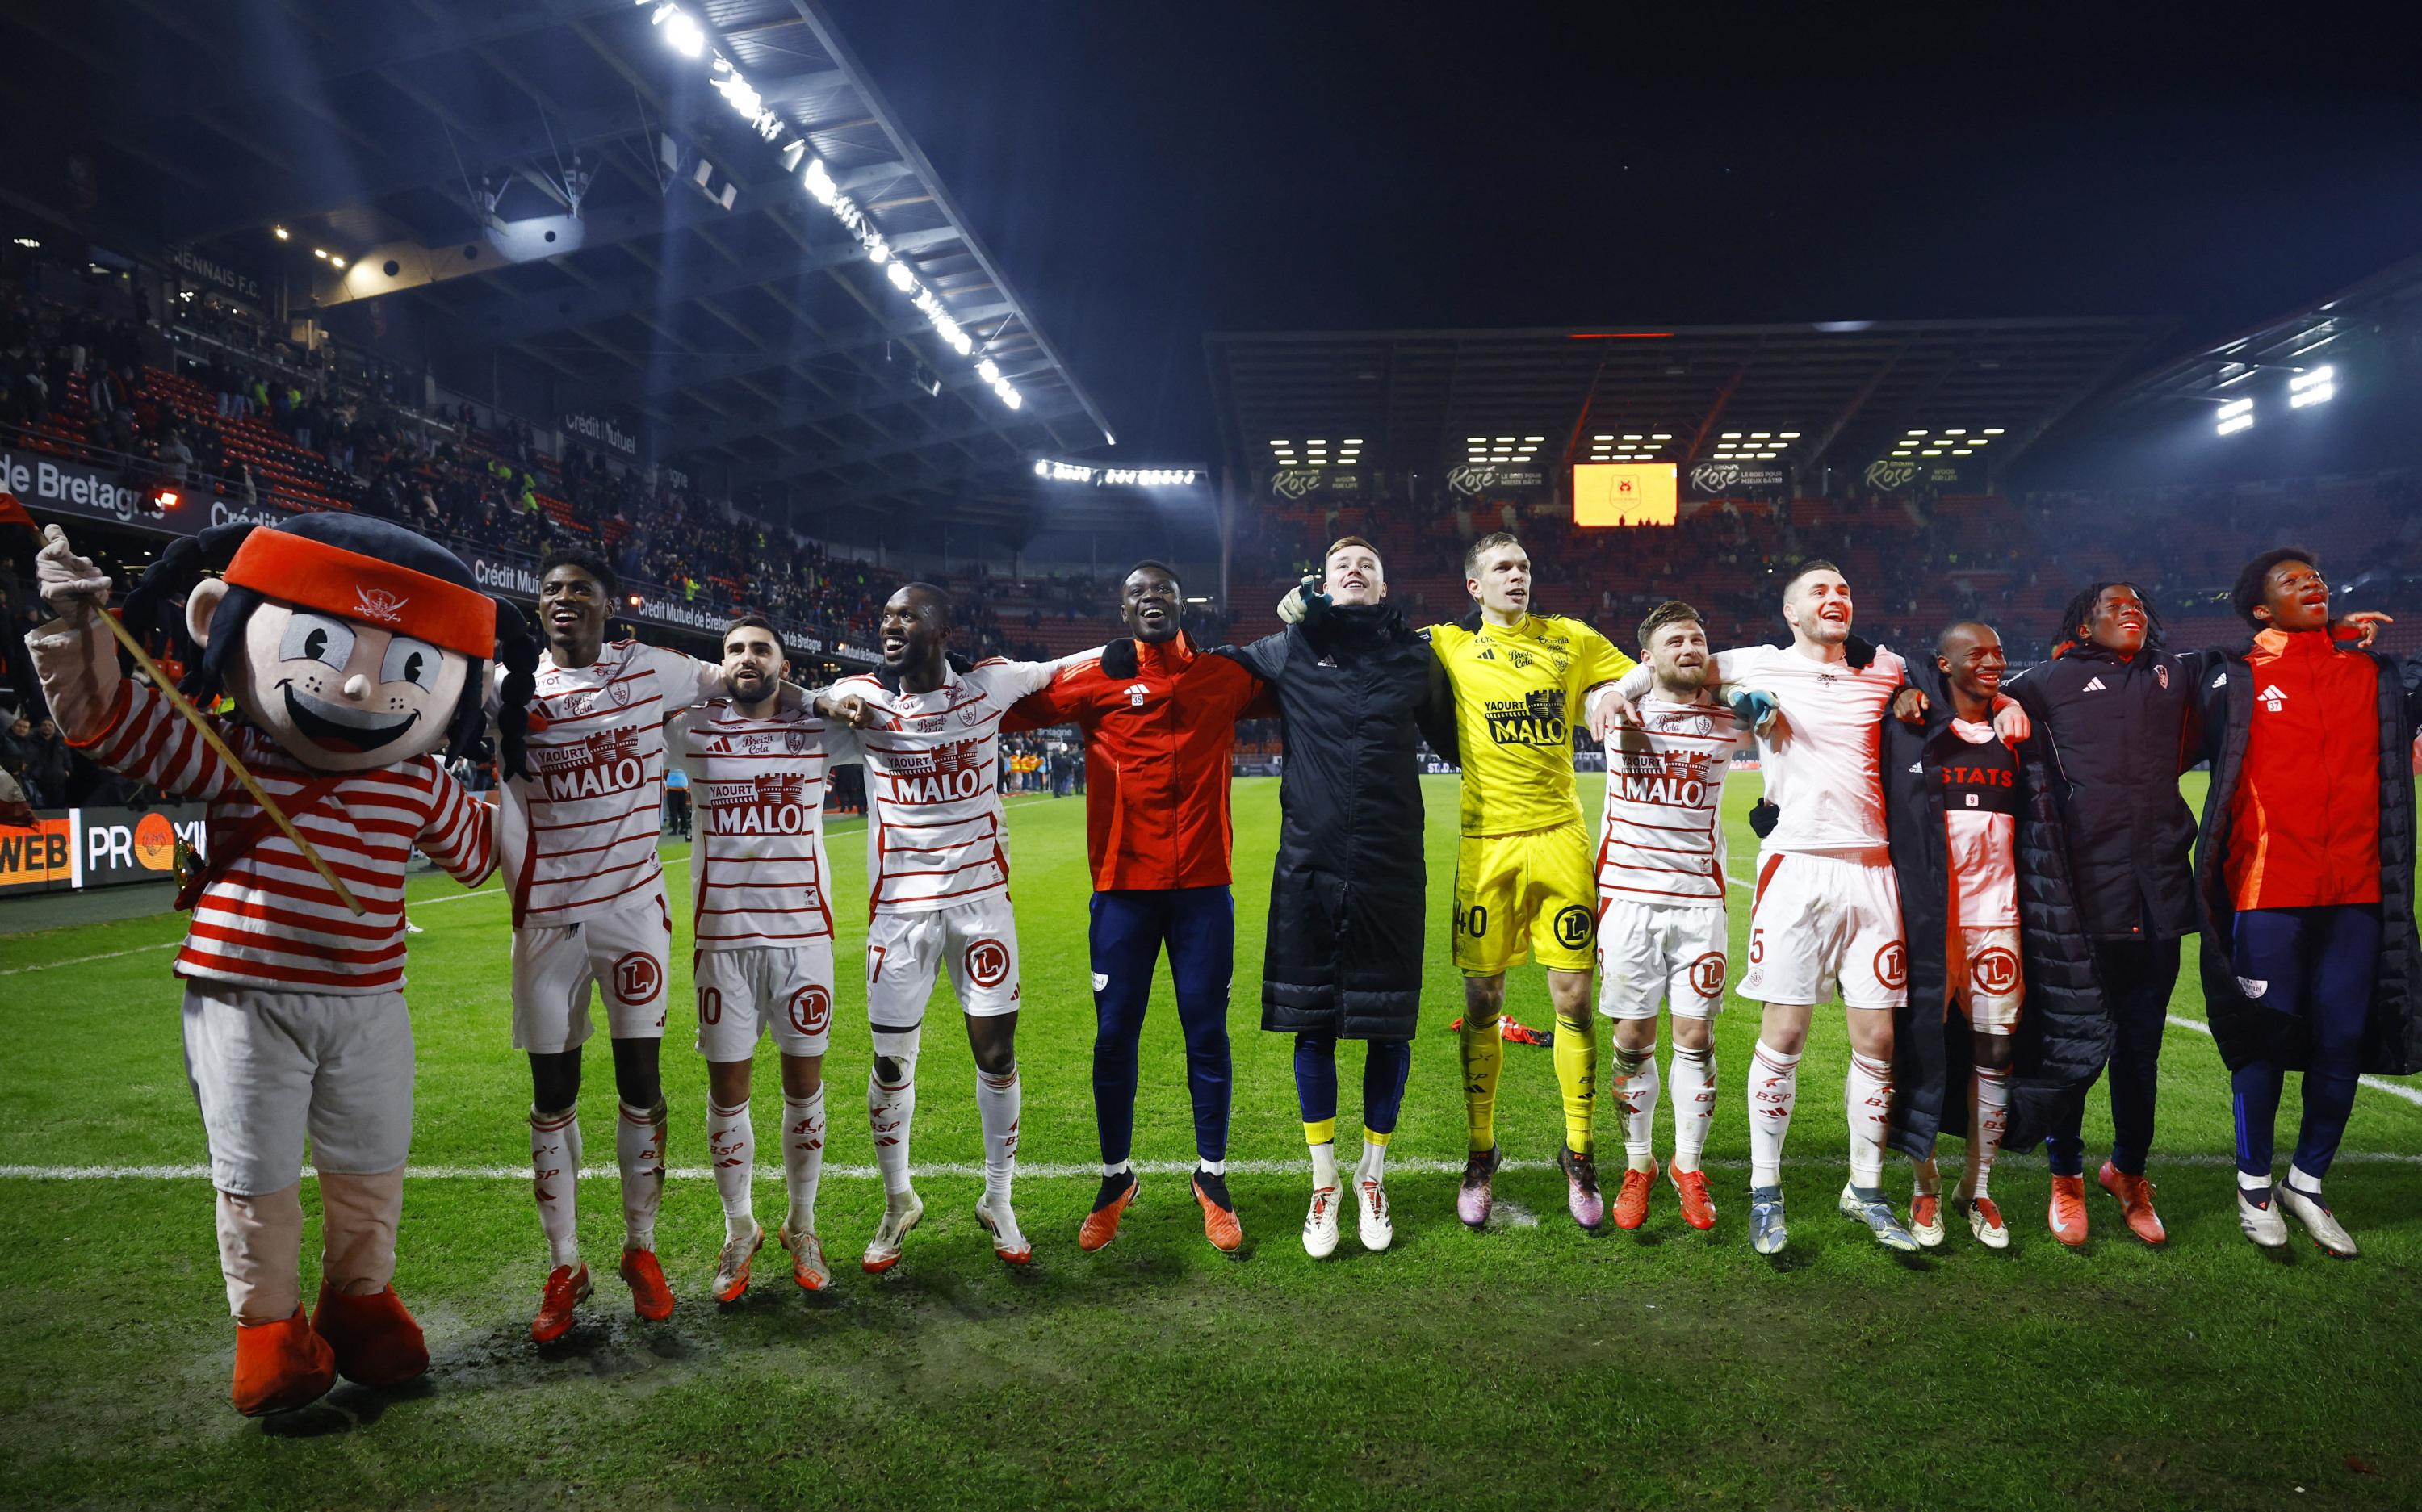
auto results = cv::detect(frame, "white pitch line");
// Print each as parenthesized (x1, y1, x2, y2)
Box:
(0, 940, 181, 976)
(2164, 1012, 2422, 1109)
(9, 1151, 2422, 1183)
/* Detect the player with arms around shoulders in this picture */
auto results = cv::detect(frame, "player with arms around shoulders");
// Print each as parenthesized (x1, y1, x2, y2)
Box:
(673, 614, 858, 1299)
(1240, 537, 1457, 1257)
(1594, 601, 1749, 1233)
(2192, 549, 2422, 1256)
(1880, 622, 2110, 1250)
(1424, 533, 1638, 1231)
(1591, 560, 2027, 1254)
(1006, 560, 1274, 1254)
(823, 584, 1078, 1272)
(506, 544, 807, 1340)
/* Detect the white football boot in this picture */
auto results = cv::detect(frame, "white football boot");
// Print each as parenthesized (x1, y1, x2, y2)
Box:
(1302, 1184, 1341, 1259)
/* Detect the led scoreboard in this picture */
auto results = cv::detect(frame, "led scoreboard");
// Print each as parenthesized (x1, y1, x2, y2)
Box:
(1572, 463, 1678, 526)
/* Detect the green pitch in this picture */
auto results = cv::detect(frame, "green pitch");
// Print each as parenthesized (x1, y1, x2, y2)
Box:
(2, 774, 2419, 1510)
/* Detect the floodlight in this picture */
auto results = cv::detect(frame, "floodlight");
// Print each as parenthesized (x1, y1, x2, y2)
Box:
(271, 226, 290, 241)
(664, 9, 706, 55)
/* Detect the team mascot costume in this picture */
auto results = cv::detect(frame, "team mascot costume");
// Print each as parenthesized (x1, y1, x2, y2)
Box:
(25, 513, 535, 1416)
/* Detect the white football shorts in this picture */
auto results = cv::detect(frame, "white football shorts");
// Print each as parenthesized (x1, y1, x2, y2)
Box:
(1596, 896, 1729, 1020)
(1738, 849, 1908, 1011)
(510, 890, 674, 1053)
(1948, 924, 2024, 1034)
(694, 941, 837, 1060)
(865, 893, 1023, 1027)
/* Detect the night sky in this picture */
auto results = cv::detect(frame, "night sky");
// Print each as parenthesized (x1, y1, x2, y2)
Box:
(836, 1, 2422, 461)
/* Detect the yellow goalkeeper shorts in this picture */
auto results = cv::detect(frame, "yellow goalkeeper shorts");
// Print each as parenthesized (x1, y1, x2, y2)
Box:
(1451, 821, 1599, 976)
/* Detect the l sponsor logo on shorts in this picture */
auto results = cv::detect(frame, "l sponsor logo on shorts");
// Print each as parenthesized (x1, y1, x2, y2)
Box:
(1970, 946, 2020, 996)
(613, 951, 664, 1006)
(1687, 951, 1727, 999)
(1553, 904, 1594, 950)
(1873, 940, 1908, 992)
(963, 938, 1012, 990)
(789, 984, 832, 1037)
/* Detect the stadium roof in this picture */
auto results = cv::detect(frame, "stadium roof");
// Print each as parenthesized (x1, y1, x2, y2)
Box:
(1205, 318, 2167, 484)
(0, 0, 1113, 521)
(2104, 249, 2422, 413)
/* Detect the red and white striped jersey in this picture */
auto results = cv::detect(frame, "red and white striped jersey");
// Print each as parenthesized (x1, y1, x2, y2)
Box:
(1596, 697, 1744, 909)
(76, 678, 493, 995)
(672, 699, 855, 950)
(499, 639, 719, 928)
(836, 657, 1062, 915)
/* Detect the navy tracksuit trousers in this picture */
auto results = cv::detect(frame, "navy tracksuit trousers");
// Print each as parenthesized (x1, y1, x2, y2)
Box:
(1090, 886, 1234, 1166)
(2230, 904, 2382, 1181)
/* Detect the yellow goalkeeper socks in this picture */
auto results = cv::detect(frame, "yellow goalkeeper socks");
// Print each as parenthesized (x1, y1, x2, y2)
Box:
(1554, 1011, 1598, 1156)
(1460, 1014, 1503, 1154)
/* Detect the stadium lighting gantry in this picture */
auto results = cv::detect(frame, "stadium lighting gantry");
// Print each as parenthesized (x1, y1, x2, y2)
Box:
(2289, 366, 2336, 408)
(2216, 396, 2255, 436)
(635, 2, 1026, 413)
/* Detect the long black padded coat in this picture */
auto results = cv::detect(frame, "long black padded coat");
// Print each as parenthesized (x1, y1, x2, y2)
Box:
(1881, 656, 2110, 1159)
(1220, 603, 1456, 1041)
(2190, 639, 2422, 1074)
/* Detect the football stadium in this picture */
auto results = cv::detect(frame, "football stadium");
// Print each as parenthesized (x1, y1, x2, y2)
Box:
(3, 5, 2421, 1509)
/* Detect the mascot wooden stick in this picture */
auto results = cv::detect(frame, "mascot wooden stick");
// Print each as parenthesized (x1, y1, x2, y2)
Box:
(25, 513, 535, 1418)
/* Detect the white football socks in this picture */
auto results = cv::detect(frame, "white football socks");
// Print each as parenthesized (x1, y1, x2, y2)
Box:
(1846, 1053, 1893, 1189)
(1611, 1043, 1661, 1171)
(1356, 1133, 1389, 1186)
(782, 1087, 826, 1234)
(530, 1106, 581, 1267)
(1668, 1045, 1716, 1175)
(1965, 1066, 2009, 1200)
(707, 1098, 755, 1242)
(1309, 1140, 1339, 1192)
(869, 1028, 921, 1204)
(1747, 1040, 1801, 1188)
(617, 1099, 668, 1251)
(976, 1065, 1021, 1209)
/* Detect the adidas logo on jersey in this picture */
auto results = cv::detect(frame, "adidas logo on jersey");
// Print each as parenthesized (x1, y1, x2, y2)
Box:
(2080, 676, 2107, 692)
(1125, 682, 1150, 707)
(2258, 683, 2287, 713)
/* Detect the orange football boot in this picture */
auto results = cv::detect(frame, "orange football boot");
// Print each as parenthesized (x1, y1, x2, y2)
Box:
(620, 1246, 676, 1319)
(1078, 1174, 1139, 1252)
(1612, 1159, 1658, 1231)
(2098, 1161, 2167, 1245)
(2048, 1173, 2089, 1247)
(530, 1263, 592, 1342)
(1194, 1171, 1243, 1254)
(1669, 1166, 1718, 1229)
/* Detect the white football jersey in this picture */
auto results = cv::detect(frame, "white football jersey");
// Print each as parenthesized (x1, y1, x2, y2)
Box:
(836, 657, 1061, 915)
(1714, 643, 1907, 856)
(672, 698, 857, 950)
(500, 639, 719, 927)
(1596, 696, 1743, 908)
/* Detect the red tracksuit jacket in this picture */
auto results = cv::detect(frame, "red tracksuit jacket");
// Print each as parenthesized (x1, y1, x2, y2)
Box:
(1006, 632, 1272, 891)
(2227, 627, 2382, 911)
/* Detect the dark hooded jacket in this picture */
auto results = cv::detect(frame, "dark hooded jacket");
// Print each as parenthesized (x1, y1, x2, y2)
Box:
(1882, 655, 2111, 1158)
(2001, 641, 2206, 942)
(1220, 603, 1455, 1039)
(2192, 634, 2422, 1074)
